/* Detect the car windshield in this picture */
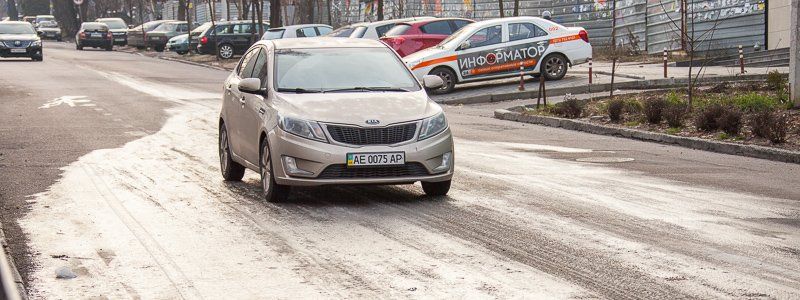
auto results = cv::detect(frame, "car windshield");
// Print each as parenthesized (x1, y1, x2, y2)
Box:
(0, 23, 35, 34)
(38, 21, 58, 28)
(155, 23, 179, 32)
(349, 26, 367, 38)
(436, 23, 476, 48)
(275, 48, 420, 92)
(191, 22, 211, 34)
(100, 19, 126, 29)
(35, 16, 54, 23)
(328, 26, 354, 37)
(82, 23, 108, 31)
(384, 24, 410, 37)
(262, 29, 284, 40)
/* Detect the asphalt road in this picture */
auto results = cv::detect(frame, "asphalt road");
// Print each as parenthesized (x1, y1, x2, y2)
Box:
(1, 42, 799, 299)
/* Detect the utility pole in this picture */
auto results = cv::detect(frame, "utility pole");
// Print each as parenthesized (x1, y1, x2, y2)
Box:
(791, 0, 800, 107)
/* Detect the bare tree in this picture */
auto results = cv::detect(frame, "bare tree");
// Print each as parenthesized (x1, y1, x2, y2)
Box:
(377, 0, 383, 21)
(513, 0, 519, 16)
(6, 0, 18, 20)
(269, 0, 280, 27)
(498, 0, 504, 18)
(177, 0, 186, 20)
(609, 0, 618, 98)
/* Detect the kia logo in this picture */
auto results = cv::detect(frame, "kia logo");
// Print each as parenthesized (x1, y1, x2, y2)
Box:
(14, 41, 21, 46)
(365, 119, 380, 125)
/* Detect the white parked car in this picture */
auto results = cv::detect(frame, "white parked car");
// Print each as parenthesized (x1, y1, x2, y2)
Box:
(403, 16, 592, 94)
(261, 24, 333, 40)
(328, 17, 435, 40)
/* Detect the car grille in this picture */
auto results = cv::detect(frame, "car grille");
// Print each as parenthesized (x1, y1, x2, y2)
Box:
(317, 163, 429, 179)
(326, 123, 417, 145)
(3, 41, 31, 48)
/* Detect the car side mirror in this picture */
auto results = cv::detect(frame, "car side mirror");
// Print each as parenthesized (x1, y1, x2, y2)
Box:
(238, 78, 263, 94)
(458, 40, 470, 50)
(422, 75, 444, 89)
(128, 24, 134, 29)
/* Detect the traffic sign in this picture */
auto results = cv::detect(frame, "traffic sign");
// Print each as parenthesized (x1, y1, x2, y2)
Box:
(73, 0, 84, 5)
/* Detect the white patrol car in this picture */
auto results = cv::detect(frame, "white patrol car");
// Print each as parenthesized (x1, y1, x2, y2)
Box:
(403, 16, 592, 94)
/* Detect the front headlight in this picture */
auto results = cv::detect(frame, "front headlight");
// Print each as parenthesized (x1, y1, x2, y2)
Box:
(32, 39, 41, 46)
(278, 116, 328, 143)
(418, 112, 448, 140)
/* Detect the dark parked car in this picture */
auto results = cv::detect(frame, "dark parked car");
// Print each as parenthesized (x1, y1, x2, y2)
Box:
(96, 17, 129, 46)
(127, 20, 173, 49)
(380, 18, 473, 57)
(75, 22, 113, 51)
(188, 22, 211, 53)
(36, 20, 61, 41)
(144, 21, 188, 52)
(196, 20, 268, 59)
(0, 21, 43, 61)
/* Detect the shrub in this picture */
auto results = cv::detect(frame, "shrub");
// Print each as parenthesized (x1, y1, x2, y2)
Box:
(665, 90, 682, 105)
(695, 103, 726, 131)
(663, 103, 687, 128)
(751, 110, 788, 143)
(733, 92, 779, 112)
(624, 98, 642, 114)
(554, 98, 584, 118)
(716, 108, 743, 135)
(607, 99, 624, 122)
(666, 127, 681, 135)
(643, 98, 667, 124)
(766, 70, 786, 91)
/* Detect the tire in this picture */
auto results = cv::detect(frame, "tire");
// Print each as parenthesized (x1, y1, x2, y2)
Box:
(217, 43, 234, 59)
(219, 124, 245, 181)
(105, 45, 113, 51)
(421, 180, 451, 197)
(428, 67, 457, 95)
(31, 55, 43, 61)
(260, 139, 290, 203)
(176, 50, 188, 55)
(541, 53, 568, 81)
(154, 46, 165, 52)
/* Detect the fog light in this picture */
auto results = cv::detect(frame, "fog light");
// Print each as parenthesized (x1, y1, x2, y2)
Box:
(283, 156, 313, 177)
(433, 152, 452, 173)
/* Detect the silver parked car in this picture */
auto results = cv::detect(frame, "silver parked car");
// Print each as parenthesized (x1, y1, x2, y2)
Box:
(261, 24, 332, 40)
(218, 38, 454, 202)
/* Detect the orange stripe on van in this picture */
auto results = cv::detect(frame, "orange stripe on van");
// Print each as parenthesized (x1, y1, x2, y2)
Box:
(412, 55, 458, 70)
(549, 34, 581, 44)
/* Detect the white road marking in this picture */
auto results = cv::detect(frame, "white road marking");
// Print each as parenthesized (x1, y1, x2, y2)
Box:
(39, 96, 94, 109)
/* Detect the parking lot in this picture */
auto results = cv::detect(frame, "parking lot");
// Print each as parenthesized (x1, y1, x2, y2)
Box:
(0, 42, 798, 298)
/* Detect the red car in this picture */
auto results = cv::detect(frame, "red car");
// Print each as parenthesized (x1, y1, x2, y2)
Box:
(380, 18, 474, 57)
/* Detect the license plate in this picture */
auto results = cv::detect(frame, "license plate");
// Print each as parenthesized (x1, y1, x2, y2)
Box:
(10, 48, 26, 53)
(347, 152, 405, 167)
(114, 38, 124, 41)
(150, 36, 160, 40)
(91, 33, 102, 37)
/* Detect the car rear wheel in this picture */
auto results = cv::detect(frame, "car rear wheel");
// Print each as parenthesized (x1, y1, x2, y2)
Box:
(219, 124, 245, 181)
(421, 180, 451, 197)
(154, 46, 165, 52)
(542, 53, 568, 81)
(260, 140, 290, 203)
(217, 43, 234, 59)
(428, 67, 456, 94)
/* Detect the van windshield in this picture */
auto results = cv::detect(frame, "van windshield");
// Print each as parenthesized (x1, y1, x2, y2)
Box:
(275, 48, 420, 93)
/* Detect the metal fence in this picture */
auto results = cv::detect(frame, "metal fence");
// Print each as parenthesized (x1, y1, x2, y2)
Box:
(161, 0, 767, 53)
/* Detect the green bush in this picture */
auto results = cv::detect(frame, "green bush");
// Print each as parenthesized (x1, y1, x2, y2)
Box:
(716, 108, 743, 135)
(624, 99, 643, 114)
(695, 103, 726, 131)
(766, 70, 786, 91)
(663, 103, 687, 128)
(607, 99, 624, 122)
(732, 92, 779, 112)
(665, 90, 683, 105)
(750, 110, 788, 143)
(643, 98, 667, 124)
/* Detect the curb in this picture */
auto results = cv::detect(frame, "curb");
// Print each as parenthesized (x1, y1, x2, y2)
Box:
(493, 109, 800, 164)
(0, 222, 26, 300)
(438, 73, 776, 105)
(116, 49, 232, 72)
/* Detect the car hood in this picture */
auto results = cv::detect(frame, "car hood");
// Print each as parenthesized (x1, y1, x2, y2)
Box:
(403, 47, 448, 63)
(272, 89, 441, 125)
(0, 34, 38, 41)
(38, 28, 60, 32)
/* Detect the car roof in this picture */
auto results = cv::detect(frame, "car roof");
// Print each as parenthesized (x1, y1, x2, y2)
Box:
(82, 22, 106, 25)
(266, 37, 386, 49)
(402, 17, 472, 26)
(469, 16, 554, 27)
(272, 24, 332, 30)
(97, 17, 124, 21)
(215, 20, 269, 25)
(351, 16, 435, 27)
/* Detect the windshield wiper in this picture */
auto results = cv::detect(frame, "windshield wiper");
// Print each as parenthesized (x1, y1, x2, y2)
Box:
(324, 87, 411, 93)
(277, 88, 322, 93)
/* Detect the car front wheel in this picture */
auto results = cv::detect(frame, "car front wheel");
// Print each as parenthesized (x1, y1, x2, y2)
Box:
(421, 180, 451, 197)
(542, 53, 568, 81)
(218, 43, 234, 59)
(219, 124, 245, 181)
(260, 140, 290, 202)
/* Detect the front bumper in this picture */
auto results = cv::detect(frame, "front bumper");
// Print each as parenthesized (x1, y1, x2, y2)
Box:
(146, 36, 168, 48)
(168, 42, 188, 52)
(268, 127, 454, 186)
(0, 45, 42, 58)
(79, 39, 112, 47)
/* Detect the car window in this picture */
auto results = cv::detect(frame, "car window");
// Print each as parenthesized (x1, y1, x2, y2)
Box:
(99, 19, 126, 29)
(297, 27, 317, 37)
(215, 25, 233, 34)
(234, 24, 253, 34)
(329, 26, 354, 37)
(0, 23, 35, 34)
(374, 24, 395, 37)
(452, 20, 471, 30)
(82, 23, 108, 31)
(177, 23, 188, 32)
(237, 48, 260, 78)
(251, 48, 269, 85)
(317, 26, 332, 35)
(350, 26, 367, 38)
(465, 25, 502, 48)
(384, 24, 410, 36)
(420, 21, 451, 35)
(262, 29, 284, 40)
(509, 23, 547, 41)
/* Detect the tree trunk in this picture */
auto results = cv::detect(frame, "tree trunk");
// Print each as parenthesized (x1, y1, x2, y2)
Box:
(178, 0, 186, 20)
(269, 0, 280, 28)
(53, 0, 79, 35)
(256, 0, 263, 36)
(513, 0, 519, 16)
(7, 0, 18, 20)
(498, 0, 504, 18)
(609, 0, 617, 98)
(326, 0, 331, 25)
(250, 0, 256, 41)
(377, 0, 383, 21)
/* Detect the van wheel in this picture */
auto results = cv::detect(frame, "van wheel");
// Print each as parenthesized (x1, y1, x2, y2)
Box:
(428, 67, 456, 94)
(542, 53, 568, 81)
(421, 180, 451, 196)
(218, 43, 234, 59)
(219, 124, 245, 181)
(260, 140, 290, 203)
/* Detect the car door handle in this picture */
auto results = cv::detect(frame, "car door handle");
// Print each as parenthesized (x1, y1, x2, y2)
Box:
(239, 97, 246, 105)
(258, 108, 266, 115)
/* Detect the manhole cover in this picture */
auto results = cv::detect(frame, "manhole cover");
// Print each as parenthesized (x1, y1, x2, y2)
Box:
(575, 157, 635, 163)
